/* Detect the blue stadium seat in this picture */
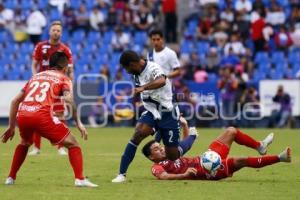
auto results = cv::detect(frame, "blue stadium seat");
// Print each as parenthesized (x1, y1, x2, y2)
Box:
(103, 31, 113, 44)
(288, 52, 300, 64)
(87, 31, 102, 43)
(50, 8, 61, 21)
(254, 52, 269, 64)
(270, 70, 284, 80)
(197, 41, 210, 55)
(70, 0, 82, 9)
(134, 31, 147, 46)
(271, 51, 285, 63)
(71, 30, 86, 43)
(258, 63, 271, 72)
(180, 40, 194, 54)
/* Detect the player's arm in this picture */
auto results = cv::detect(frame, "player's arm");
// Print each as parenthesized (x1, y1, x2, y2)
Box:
(1, 91, 25, 143)
(156, 168, 197, 180)
(31, 58, 39, 75)
(179, 116, 189, 139)
(66, 64, 74, 82)
(134, 75, 166, 95)
(168, 68, 181, 79)
(63, 90, 88, 140)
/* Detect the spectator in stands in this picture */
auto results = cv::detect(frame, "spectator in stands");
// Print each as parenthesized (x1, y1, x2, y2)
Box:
(88, 97, 109, 127)
(205, 47, 220, 73)
(113, 92, 134, 127)
(234, 0, 252, 16)
(75, 4, 90, 33)
(0, 3, 14, 34)
(265, 3, 286, 27)
(194, 66, 208, 83)
(12, 7, 27, 43)
(213, 23, 229, 50)
(275, 26, 293, 52)
(218, 66, 238, 126)
(48, 0, 69, 14)
(232, 13, 250, 40)
(220, 6, 235, 23)
(221, 47, 240, 67)
(197, 15, 214, 41)
(262, 23, 274, 43)
(290, 24, 300, 50)
(133, 3, 154, 31)
(240, 87, 260, 127)
(106, 6, 118, 29)
(63, 7, 76, 35)
(269, 85, 292, 128)
(252, 0, 265, 16)
(111, 26, 130, 52)
(289, 6, 300, 26)
(162, 0, 177, 43)
(26, 8, 47, 45)
(181, 52, 201, 80)
(99, 64, 111, 82)
(251, 11, 266, 53)
(224, 33, 246, 56)
(90, 6, 106, 33)
(120, 3, 134, 31)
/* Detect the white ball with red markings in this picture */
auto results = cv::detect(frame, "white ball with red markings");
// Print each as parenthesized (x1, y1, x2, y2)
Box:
(200, 150, 221, 172)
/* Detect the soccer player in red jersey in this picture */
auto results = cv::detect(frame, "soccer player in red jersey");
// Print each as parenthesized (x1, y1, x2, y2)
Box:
(142, 127, 291, 180)
(29, 21, 74, 155)
(1, 52, 97, 187)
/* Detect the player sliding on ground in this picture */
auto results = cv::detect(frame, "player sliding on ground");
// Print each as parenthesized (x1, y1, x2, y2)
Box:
(142, 127, 291, 180)
(1, 52, 97, 187)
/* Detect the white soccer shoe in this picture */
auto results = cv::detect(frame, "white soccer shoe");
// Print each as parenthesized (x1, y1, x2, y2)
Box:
(111, 174, 126, 183)
(279, 147, 292, 162)
(189, 127, 199, 139)
(75, 178, 98, 187)
(28, 147, 40, 155)
(5, 177, 15, 185)
(58, 147, 68, 155)
(257, 133, 274, 155)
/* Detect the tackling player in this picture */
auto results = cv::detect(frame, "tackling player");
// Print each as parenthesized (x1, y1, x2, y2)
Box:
(1, 52, 97, 187)
(142, 127, 291, 180)
(112, 50, 196, 183)
(29, 21, 73, 155)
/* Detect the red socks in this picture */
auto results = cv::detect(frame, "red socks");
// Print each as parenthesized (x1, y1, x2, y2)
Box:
(247, 156, 280, 168)
(8, 144, 29, 179)
(33, 133, 41, 149)
(68, 147, 84, 180)
(235, 129, 261, 149)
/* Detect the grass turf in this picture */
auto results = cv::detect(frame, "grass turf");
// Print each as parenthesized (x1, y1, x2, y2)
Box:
(0, 127, 299, 200)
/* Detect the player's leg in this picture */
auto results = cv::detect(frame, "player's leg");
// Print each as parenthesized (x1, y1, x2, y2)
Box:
(113, 122, 154, 182)
(214, 127, 274, 155)
(228, 147, 291, 174)
(5, 117, 34, 185)
(54, 111, 67, 155)
(28, 132, 41, 155)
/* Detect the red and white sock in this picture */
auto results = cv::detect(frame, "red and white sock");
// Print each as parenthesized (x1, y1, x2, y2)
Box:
(246, 156, 280, 168)
(8, 144, 29, 179)
(235, 129, 261, 149)
(68, 146, 84, 180)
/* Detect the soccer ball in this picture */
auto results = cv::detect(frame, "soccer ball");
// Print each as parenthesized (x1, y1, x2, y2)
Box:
(200, 150, 221, 172)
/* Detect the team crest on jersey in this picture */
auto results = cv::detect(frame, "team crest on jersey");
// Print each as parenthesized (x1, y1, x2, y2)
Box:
(42, 45, 51, 54)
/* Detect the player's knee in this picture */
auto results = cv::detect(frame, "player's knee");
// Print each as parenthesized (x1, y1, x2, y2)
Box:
(165, 149, 180, 161)
(20, 139, 32, 147)
(62, 135, 79, 148)
(226, 127, 237, 135)
(131, 131, 146, 145)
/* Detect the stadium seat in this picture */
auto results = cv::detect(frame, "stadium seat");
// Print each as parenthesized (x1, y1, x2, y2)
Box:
(134, 31, 147, 46)
(254, 52, 269, 64)
(271, 51, 285, 64)
(103, 31, 113, 44)
(87, 31, 102, 43)
(49, 8, 61, 21)
(197, 41, 210, 55)
(71, 30, 86, 43)
(288, 52, 300, 64)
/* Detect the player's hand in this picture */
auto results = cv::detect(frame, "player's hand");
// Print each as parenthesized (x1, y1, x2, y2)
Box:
(179, 116, 188, 126)
(184, 168, 197, 177)
(77, 123, 88, 140)
(1, 127, 15, 143)
(134, 86, 144, 95)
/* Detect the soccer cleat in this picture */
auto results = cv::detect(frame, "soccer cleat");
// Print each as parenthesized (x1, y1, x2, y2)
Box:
(28, 147, 40, 155)
(58, 147, 67, 155)
(257, 133, 274, 155)
(188, 127, 199, 139)
(5, 177, 15, 185)
(111, 174, 126, 183)
(75, 178, 98, 187)
(279, 147, 292, 162)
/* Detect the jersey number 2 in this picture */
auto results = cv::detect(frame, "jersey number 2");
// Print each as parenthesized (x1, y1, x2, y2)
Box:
(24, 81, 51, 102)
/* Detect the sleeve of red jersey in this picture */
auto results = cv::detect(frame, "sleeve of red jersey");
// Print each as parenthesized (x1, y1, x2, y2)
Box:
(32, 42, 42, 61)
(151, 164, 166, 179)
(65, 46, 73, 67)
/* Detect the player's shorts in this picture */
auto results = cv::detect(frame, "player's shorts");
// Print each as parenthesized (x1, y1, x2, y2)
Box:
(52, 101, 65, 113)
(208, 139, 230, 159)
(138, 108, 180, 147)
(17, 112, 70, 145)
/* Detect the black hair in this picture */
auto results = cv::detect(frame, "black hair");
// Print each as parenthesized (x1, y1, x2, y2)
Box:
(142, 140, 156, 159)
(49, 51, 68, 70)
(119, 50, 140, 67)
(149, 29, 164, 38)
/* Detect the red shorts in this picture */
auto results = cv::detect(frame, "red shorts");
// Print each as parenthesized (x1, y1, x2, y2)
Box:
(208, 140, 230, 159)
(17, 112, 70, 145)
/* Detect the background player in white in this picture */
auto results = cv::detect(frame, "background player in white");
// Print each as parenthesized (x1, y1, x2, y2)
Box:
(112, 50, 197, 183)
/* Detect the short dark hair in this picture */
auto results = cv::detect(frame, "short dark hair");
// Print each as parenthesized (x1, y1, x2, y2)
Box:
(119, 50, 140, 67)
(149, 29, 164, 38)
(49, 51, 68, 70)
(50, 20, 62, 28)
(142, 140, 156, 159)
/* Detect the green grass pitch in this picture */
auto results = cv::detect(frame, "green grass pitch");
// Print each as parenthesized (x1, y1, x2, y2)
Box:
(0, 127, 299, 200)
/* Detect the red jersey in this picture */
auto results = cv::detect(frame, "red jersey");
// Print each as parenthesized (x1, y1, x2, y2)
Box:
(18, 70, 72, 116)
(32, 40, 73, 73)
(151, 157, 233, 180)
